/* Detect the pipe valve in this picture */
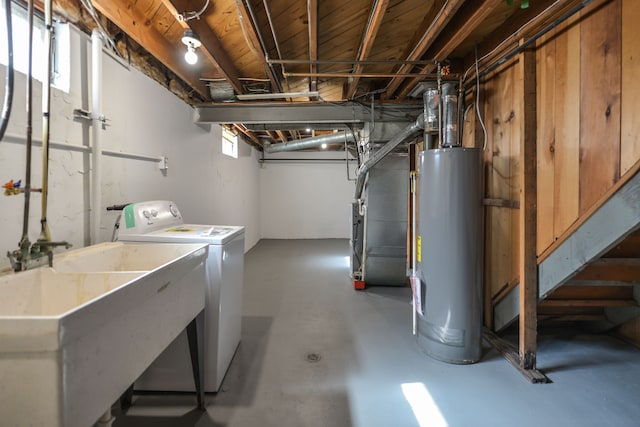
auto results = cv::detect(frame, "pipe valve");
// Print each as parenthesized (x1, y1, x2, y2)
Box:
(3, 179, 21, 196)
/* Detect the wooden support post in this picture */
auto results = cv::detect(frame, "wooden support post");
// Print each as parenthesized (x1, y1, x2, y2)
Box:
(518, 47, 538, 369)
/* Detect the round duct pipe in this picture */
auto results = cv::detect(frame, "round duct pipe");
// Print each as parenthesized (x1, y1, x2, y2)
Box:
(354, 114, 424, 201)
(264, 131, 355, 153)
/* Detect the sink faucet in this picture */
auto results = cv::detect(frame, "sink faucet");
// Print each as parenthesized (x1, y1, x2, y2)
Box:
(7, 239, 72, 271)
(32, 240, 72, 268)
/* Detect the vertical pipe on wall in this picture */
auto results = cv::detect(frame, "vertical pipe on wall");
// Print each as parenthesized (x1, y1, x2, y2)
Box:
(411, 171, 417, 335)
(91, 29, 102, 244)
(39, 0, 52, 243)
(20, 0, 35, 251)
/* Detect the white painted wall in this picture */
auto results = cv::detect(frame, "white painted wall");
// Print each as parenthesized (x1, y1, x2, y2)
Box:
(0, 25, 260, 269)
(259, 151, 356, 239)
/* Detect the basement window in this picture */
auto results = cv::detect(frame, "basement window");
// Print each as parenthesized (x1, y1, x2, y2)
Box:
(222, 127, 238, 158)
(0, 1, 70, 93)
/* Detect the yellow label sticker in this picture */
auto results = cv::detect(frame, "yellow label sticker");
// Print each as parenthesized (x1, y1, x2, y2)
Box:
(165, 227, 194, 232)
(417, 235, 422, 263)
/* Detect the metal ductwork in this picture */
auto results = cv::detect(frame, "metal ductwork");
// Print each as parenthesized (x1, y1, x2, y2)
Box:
(264, 131, 355, 153)
(354, 114, 424, 200)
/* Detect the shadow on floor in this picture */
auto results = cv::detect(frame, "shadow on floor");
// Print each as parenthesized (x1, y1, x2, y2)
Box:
(113, 316, 273, 426)
(113, 396, 222, 427)
(212, 315, 273, 407)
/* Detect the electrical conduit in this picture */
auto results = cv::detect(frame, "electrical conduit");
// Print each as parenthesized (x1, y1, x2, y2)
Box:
(91, 29, 103, 244)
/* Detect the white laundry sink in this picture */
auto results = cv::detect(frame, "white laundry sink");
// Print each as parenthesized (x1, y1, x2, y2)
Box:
(53, 241, 206, 272)
(0, 242, 208, 427)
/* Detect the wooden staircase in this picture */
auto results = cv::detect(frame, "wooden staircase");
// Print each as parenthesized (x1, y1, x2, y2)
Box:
(537, 230, 640, 328)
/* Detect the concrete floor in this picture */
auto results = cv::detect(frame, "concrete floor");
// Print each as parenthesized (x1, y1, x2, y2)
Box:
(114, 239, 640, 427)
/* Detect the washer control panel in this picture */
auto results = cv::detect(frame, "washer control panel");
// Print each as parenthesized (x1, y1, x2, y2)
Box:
(119, 200, 183, 234)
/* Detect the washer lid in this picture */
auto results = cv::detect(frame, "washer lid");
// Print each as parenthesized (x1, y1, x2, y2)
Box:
(118, 224, 245, 244)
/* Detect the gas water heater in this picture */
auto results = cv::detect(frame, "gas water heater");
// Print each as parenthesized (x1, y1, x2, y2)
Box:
(416, 147, 483, 363)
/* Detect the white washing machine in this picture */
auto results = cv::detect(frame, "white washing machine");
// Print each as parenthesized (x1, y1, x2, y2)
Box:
(116, 200, 244, 392)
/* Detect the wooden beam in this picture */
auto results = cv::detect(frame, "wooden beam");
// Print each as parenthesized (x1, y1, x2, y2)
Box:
(345, 0, 390, 99)
(307, 0, 318, 92)
(492, 276, 520, 305)
(549, 285, 634, 299)
(233, 0, 281, 93)
(538, 314, 606, 322)
(163, 0, 244, 94)
(233, 124, 263, 150)
(483, 198, 520, 209)
(383, 0, 464, 99)
(593, 257, 640, 266)
(572, 263, 640, 282)
(539, 299, 637, 307)
(518, 47, 537, 370)
(393, 0, 504, 100)
(483, 329, 549, 383)
(92, 0, 211, 99)
(275, 130, 287, 143)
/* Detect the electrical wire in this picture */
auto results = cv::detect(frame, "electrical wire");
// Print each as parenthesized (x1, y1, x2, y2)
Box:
(234, 0, 260, 58)
(475, 45, 488, 151)
(177, 0, 209, 22)
(0, 0, 14, 143)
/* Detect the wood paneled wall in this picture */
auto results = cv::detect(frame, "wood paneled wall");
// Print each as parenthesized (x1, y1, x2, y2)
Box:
(483, 61, 521, 299)
(480, 0, 640, 303)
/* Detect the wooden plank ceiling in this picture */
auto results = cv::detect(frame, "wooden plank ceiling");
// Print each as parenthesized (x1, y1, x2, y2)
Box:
(53, 0, 581, 146)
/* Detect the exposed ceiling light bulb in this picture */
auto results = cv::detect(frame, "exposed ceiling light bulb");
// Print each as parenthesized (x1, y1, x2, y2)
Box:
(181, 30, 201, 65)
(321, 143, 327, 149)
(185, 46, 198, 65)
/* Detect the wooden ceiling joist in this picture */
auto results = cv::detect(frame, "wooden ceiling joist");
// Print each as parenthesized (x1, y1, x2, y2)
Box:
(344, 0, 390, 100)
(91, 0, 211, 99)
(162, 0, 244, 94)
(233, 0, 282, 93)
(233, 124, 263, 150)
(383, 0, 465, 99)
(395, 0, 504, 99)
(275, 130, 288, 143)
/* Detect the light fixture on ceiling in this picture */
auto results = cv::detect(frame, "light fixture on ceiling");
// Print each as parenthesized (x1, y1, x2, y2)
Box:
(182, 30, 201, 65)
